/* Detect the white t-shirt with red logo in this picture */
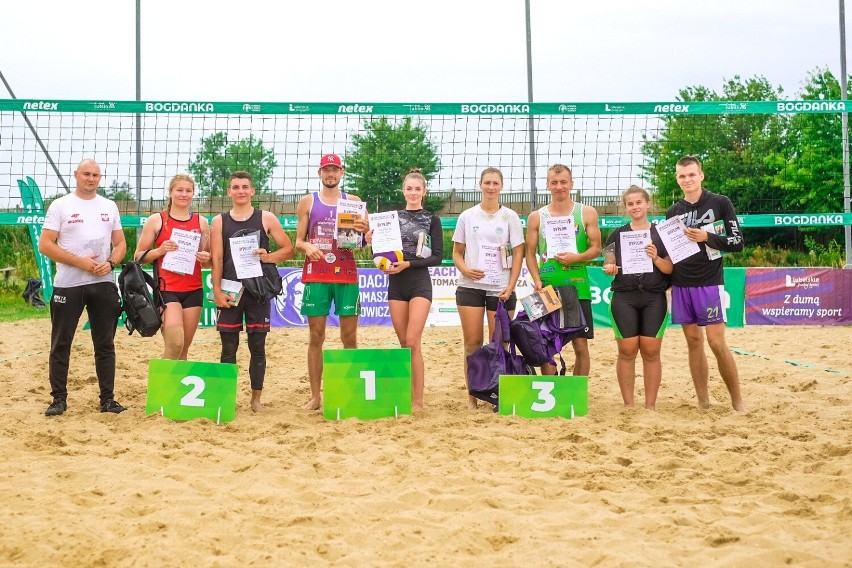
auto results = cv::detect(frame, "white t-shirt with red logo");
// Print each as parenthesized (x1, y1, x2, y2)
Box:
(43, 193, 122, 288)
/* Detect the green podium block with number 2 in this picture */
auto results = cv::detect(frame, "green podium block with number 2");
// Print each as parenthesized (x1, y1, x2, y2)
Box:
(323, 348, 412, 420)
(498, 375, 588, 418)
(146, 359, 239, 423)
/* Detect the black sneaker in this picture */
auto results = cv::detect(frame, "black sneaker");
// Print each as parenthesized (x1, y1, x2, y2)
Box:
(100, 399, 127, 414)
(45, 399, 67, 416)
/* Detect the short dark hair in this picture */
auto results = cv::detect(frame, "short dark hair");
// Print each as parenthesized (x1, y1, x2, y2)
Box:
(676, 156, 703, 171)
(229, 171, 253, 184)
(547, 164, 573, 178)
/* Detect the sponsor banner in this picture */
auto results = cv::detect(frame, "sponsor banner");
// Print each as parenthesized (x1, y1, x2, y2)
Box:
(200, 266, 748, 329)
(428, 266, 463, 327)
(271, 268, 392, 327)
(724, 268, 747, 328)
(588, 267, 746, 329)
(1, 212, 849, 230)
(2, 99, 846, 116)
(745, 268, 852, 325)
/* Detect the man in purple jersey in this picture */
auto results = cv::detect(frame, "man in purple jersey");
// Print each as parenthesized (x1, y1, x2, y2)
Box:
(666, 156, 746, 412)
(295, 154, 368, 410)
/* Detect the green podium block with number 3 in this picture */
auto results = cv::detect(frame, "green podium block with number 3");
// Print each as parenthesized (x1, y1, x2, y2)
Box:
(146, 359, 239, 423)
(323, 348, 412, 420)
(498, 375, 588, 418)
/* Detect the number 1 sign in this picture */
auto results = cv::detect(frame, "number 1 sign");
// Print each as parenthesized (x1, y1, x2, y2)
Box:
(322, 348, 412, 420)
(498, 375, 588, 418)
(146, 359, 239, 423)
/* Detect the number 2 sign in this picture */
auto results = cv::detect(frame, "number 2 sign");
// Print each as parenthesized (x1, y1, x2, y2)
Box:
(146, 359, 239, 423)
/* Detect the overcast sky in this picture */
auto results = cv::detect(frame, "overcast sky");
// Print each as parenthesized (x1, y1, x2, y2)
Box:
(0, 0, 848, 202)
(0, 0, 847, 102)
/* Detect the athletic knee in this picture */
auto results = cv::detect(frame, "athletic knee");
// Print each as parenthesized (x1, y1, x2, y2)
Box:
(220, 332, 239, 363)
(308, 328, 326, 347)
(162, 325, 185, 356)
(705, 332, 727, 351)
(572, 341, 590, 358)
(340, 329, 357, 349)
(404, 335, 422, 353)
(617, 345, 639, 359)
(463, 339, 483, 355)
(247, 333, 267, 357)
(640, 349, 661, 363)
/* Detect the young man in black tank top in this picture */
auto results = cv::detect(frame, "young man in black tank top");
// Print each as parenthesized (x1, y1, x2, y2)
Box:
(211, 171, 294, 412)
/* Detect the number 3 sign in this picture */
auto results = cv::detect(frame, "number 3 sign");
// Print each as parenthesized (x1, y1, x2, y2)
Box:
(498, 375, 588, 418)
(146, 359, 239, 423)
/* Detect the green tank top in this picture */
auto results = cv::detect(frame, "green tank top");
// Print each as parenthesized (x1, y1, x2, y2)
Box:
(537, 202, 591, 299)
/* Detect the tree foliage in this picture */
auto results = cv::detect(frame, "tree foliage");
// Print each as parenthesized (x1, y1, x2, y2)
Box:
(345, 117, 444, 212)
(772, 68, 844, 213)
(641, 75, 787, 214)
(98, 180, 135, 201)
(641, 69, 847, 246)
(188, 132, 277, 196)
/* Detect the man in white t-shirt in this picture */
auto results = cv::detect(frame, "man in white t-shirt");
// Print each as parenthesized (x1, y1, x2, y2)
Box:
(38, 159, 127, 416)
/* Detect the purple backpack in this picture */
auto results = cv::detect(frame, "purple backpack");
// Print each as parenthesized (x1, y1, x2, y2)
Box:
(466, 302, 534, 408)
(509, 286, 588, 375)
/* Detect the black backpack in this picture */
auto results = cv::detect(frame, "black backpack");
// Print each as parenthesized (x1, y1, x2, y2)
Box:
(231, 228, 283, 304)
(118, 250, 164, 337)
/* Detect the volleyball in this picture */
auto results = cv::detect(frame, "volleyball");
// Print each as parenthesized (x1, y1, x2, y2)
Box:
(373, 250, 403, 270)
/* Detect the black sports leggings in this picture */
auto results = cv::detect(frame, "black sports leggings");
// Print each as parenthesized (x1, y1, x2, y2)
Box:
(220, 332, 267, 390)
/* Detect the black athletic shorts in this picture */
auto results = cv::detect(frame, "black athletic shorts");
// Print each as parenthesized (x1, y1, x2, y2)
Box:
(216, 294, 271, 333)
(455, 286, 517, 312)
(575, 299, 595, 339)
(388, 267, 432, 302)
(161, 288, 203, 309)
(609, 289, 667, 339)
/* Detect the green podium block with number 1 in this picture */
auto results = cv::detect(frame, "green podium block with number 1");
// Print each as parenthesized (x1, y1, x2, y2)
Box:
(498, 375, 588, 418)
(323, 348, 412, 420)
(146, 359, 239, 423)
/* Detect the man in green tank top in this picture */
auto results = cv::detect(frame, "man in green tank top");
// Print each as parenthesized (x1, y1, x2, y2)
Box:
(525, 164, 601, 376)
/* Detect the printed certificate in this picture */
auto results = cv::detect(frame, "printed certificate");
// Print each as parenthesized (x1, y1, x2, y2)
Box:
(479, 244, 503, 287)
(656, 217, 700, 264)
(619, 230, 653, 275)
(229, 234, 262, 279)
(161, 228, 201, 275)
(544, 216, 577, 255)
(368, 210, 403, 253)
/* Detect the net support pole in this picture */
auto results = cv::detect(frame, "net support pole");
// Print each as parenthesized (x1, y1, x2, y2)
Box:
(0, 69, 70, 194)
(841, 0, 851, 268)
(135, 0, 143, 229)
(525, 0, 538, 211)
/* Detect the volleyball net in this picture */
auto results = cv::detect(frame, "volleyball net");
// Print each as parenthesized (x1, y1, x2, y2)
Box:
(0, 99, 848, 224)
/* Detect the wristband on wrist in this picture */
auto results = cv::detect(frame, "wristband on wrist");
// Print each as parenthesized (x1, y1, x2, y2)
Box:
(108, 259, 116, 270)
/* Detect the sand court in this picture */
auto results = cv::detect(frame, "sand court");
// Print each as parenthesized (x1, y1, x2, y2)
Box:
(1, 319, 850, 566)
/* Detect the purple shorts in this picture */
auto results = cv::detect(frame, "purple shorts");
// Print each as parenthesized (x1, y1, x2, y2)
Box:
(671, 285, 727, 326)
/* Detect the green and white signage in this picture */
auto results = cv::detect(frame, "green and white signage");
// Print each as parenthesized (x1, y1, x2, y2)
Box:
(146, 359, 239, 423)
(323, 348, 412, 420)
(499, 375, 588, 418)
